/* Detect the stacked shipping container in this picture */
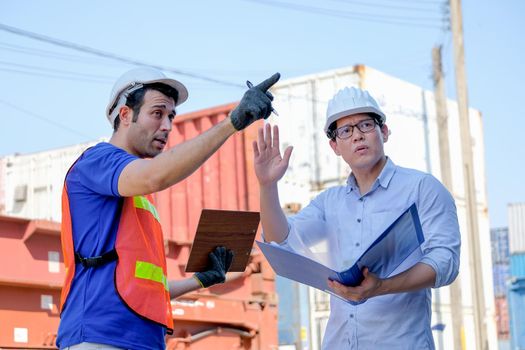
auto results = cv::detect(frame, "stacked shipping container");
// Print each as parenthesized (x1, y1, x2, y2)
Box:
(508, 203, 525, 349)
(0, 215, 62, 347)
(490, 227, 511, 342)
(494, 297, 510, 339)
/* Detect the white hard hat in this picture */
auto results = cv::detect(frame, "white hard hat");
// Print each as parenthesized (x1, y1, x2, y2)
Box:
(324, 87, 386, 134)
(106, 67, 189, 126)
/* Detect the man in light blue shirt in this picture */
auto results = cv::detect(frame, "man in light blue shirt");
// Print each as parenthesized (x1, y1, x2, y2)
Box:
(253, 87, 460, 349)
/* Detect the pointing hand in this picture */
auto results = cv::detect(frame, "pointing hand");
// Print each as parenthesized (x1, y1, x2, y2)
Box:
(230, 73, 280, 131)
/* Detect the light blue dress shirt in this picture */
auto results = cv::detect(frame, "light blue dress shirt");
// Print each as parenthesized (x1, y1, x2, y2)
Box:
(282, 158, 461, 349)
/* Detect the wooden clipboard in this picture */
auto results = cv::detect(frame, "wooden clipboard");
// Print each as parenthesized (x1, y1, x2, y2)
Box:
(185, 209, 260, 272)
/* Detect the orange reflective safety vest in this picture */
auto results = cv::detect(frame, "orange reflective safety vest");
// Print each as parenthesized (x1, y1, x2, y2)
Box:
(60, 185, 174, 333)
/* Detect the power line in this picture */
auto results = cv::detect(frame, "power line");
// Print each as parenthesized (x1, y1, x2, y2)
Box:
(0, 41, 114, 63)
(0, 60, 114, 81)
(241, 0, 445, 28)
(251, 0, 443, 21)
(0, 98, 96, 139)
(0, 41, 311, 78)
(0, 41, 288, 75)
(0, 67, 112, 84)
(0, 41, 123, 66)
(0, 23, 328, 106)
(378, 0, 444, 4)
(0, 22, 438, 116)
(327, 0, 442, 13)
(0, 23, 246, 89)
(0, 41, 279, 79)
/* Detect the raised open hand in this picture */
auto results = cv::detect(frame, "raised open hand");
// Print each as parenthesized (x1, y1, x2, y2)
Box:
(252, 123, 293, 186)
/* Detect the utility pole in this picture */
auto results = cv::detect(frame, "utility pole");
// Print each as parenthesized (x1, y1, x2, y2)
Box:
(432, 45, 465, 350)
(449, 0, 488, 348)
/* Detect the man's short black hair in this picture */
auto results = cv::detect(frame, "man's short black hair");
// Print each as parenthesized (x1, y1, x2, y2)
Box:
(326, 113, 384, 141)
(113, 83, 179, 131)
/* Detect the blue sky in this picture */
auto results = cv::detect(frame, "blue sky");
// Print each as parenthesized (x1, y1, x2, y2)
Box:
(0, 0, 523, 227)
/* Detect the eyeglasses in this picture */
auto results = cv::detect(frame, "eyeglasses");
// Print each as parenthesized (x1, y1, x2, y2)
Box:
(330, 119, 377, 140)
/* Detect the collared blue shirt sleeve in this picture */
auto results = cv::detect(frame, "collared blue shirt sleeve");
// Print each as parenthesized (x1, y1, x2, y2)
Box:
(416, 174, 461, 288)
(69, 142, 137, 197)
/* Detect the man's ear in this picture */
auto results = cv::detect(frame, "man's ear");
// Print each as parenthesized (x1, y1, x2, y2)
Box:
(329, 139, 341, 156)
(381, 124, 389, 143)
(119, 106, 132, 126)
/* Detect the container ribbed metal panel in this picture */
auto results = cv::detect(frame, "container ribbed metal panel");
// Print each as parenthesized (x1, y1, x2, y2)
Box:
(510, 253, 525, 278)
(508, 203, 525, 254)
(276, 277, 311, 349)
(491, 227, 510, 264)
(493, 263, 510, 297)
(495, 296, 510, 339)
(508, 278, 525, 349)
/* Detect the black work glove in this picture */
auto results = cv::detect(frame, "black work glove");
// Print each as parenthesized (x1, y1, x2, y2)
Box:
(230, 72, 281, 131)
(194, 246, 234, 288)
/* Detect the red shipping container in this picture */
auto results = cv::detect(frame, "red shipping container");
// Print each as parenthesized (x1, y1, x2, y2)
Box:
(155, 103, 278, 349)
(155, 103, 262, 246)
(495, 296, 510, 339)
(0, 215, 62, 348)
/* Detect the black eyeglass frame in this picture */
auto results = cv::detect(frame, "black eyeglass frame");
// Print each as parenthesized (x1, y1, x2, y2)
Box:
(329, 118, 378, 140)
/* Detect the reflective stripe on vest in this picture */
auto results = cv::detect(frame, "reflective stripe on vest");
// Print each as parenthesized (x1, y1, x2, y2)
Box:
(135, 261, 169, 291)
(133, 196, 160, 222)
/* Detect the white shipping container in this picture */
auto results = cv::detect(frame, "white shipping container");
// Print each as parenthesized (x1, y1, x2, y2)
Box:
(1, 139, 106, 222)
(269, 65, 497, 350)
(508, 202, 525, 254)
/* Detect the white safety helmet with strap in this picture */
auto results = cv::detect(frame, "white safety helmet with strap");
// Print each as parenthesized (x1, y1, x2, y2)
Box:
(324, 87, 386, 137)
(106, 67, 189, 126)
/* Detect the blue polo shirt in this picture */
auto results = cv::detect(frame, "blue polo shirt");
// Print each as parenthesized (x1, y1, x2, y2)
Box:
(57, 142, 166, 350)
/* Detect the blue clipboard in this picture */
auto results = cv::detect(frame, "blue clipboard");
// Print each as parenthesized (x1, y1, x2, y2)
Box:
(257, 204, 424, 304)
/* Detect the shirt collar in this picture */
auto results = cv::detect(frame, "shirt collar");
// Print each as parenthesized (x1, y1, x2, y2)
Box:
(377, 157, 396, 189)
(346, 157, 396, 194)
(346, 175, 355, 193)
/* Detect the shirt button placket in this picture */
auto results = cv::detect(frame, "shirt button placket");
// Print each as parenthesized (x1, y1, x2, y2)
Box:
(349, 311, 358, 349)
(357, 196, 364, 255)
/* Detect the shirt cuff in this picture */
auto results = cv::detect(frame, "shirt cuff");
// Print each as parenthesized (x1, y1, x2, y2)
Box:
(419, 252, 459, 288)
